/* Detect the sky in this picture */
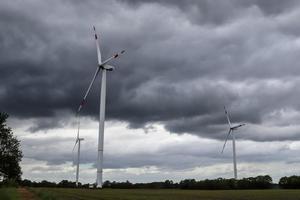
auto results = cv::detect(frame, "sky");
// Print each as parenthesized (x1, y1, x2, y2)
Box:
(2, 0, 300, 184)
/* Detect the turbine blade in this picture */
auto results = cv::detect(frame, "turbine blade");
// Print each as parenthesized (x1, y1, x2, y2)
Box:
(221, 129, 231, 153)
(93, 26, 102, 65)
(233, 123, 246, 129)
(224, 106, 232, 127)
(75, 114, 81, 142)
(100, 50, 125, 67)
(239, 123, 246, 127)
(72, 139, 79, 153)
(77, 67, 100, 113)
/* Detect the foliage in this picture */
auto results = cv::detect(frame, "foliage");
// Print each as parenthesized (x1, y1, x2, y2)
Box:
(178, 176, 273, 190)
(236, 175, 273, 189)
(279, 176, 300, 189)
(0, 112, 23, 182)
(20, 179, 77, 188)
(57, 180, 77, 188)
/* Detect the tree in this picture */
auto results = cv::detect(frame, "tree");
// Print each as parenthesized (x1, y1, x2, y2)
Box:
(58, 180, 77, 188)
(163, 180, 174, 188)
(279, 176, 300, 189)
(0, 112, 23, 181)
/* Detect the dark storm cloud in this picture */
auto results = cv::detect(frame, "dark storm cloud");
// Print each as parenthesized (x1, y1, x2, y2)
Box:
(119, 0, 299, 24)
(2, 0, 300, 141)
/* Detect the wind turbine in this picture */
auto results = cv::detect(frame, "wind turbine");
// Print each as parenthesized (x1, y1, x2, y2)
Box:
(221, 106, 245, 179)
(72, 118, 84, 187)
(76, 26, 125, 188)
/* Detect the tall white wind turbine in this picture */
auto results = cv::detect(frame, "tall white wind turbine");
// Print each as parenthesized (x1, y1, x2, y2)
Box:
(76, 26, 125, 188)
(221, 106, 245, 179)
(72, 118, 84, 187)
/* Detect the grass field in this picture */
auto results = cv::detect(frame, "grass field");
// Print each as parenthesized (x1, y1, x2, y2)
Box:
(30, 188, 300, 200)
(0, 188, 20, 200)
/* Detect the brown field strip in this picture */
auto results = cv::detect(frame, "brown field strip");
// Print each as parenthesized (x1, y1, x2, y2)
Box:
(18, 187, 37, 200)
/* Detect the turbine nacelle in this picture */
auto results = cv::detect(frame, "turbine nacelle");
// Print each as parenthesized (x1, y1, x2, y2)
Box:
(100, 64, 115, 71)
(221, 106, 246, 154)
(72, 137, 84, 152)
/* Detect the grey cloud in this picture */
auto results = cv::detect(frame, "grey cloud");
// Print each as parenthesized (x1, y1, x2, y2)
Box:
(26, 112, 73, 132)
(20, 131, 299, 173)
(2, 0, 300, 142)
(119, 0, 299, 25)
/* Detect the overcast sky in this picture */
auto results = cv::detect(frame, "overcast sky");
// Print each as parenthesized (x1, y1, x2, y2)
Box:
(2, 0, 300, 184)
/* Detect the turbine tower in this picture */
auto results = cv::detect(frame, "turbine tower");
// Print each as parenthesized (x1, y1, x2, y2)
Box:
(76, 26, 125, 188)
(221, 106, 245, 179)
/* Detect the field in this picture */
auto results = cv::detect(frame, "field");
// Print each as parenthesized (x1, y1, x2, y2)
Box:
(0, 188, 19, 200)
(29, 188, 300, 200)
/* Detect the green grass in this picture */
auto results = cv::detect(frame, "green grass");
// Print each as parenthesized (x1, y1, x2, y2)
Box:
(0, 188, 20, 200)
(30, 188, 300, 200)
(29, 188, 58, 200)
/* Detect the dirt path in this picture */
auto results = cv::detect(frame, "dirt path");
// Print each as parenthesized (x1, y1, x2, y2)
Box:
(17, 187, 37, 200)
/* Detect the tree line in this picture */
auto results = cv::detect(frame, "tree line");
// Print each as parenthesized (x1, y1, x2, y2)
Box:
(279, 176, 300, 189)
(101, 175, 274, 189)
(15, 175, 299, 189)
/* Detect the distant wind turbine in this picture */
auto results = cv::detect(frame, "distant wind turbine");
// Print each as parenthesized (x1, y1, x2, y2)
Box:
(221, 106, 245, 179)
(72, 117, 84, 187)
(76, 26, 125, 188)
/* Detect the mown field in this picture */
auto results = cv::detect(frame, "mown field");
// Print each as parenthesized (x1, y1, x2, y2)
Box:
(30, 188, 300, 200)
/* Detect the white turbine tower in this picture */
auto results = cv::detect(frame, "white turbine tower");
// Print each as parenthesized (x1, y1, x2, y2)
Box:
(76, 26, 125, 188)
(221, 106, 245, 179)
(72, 118, 84, 187)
